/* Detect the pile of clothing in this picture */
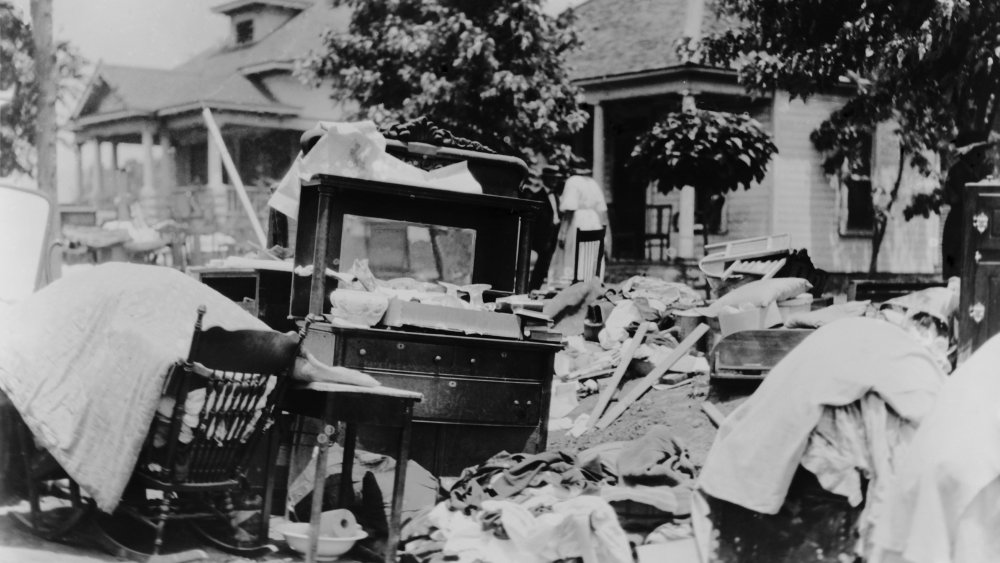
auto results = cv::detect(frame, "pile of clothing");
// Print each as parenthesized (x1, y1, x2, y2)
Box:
(401, 451, 630, 563)
(402, 427, 700, 563)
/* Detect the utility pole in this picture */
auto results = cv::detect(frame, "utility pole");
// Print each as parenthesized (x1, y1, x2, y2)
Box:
(31, 0, 57, 200)
(31, 0, 61, 275)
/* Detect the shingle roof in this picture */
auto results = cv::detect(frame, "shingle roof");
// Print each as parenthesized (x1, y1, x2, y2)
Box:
(566, 0, 723, 81)
(75, 0, 350, 120)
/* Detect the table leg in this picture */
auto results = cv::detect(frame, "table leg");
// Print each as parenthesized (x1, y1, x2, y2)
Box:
(386, 405, 414, 563)
(338, 423, 357, 508)
(259, 420, 280, 543)
(307, 424, 335, 563)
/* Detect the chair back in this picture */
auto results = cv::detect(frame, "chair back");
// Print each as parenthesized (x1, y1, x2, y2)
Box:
(0, 184, 56, 304)
(141, 306, 308, 488)
(573, 227, 606, 283)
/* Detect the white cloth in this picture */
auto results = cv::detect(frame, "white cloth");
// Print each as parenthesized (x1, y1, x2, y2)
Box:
(268, 120, 483, 218)
(800, 394, 917, 559)
(550, 175, 607, 284)
(0, 263, 267, 511)
(423, 491, 631, 563)
(698, 317, 945, 515)
(872, 332, 1000, 563)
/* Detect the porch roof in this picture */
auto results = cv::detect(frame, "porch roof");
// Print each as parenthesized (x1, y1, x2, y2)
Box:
(71, 0, 350, 135)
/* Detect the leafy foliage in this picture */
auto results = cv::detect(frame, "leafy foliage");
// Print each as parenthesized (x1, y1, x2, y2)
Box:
(691, 0, 1000, 212)
(0, 1, 83, 178)
(689, 0, 1000, 273)
(630, 109, 777, 196)
(299, 0, 588, 189)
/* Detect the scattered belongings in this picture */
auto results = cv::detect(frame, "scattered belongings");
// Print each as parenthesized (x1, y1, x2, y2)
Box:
(694, 316, 950, 562)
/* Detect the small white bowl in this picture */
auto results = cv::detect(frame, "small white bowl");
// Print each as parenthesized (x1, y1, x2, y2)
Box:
(278, 522, 368, 561)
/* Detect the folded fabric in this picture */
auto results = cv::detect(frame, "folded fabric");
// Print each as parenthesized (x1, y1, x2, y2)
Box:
(698, 317, 945, 515)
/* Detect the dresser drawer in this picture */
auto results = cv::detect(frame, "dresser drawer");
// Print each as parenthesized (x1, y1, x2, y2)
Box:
(370, 372, 542, 425)
(342, 337, 455, 374)
(452, 347, 551, 382)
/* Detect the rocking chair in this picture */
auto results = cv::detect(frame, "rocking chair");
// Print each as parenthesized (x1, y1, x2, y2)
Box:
(91, 306, 311, 560)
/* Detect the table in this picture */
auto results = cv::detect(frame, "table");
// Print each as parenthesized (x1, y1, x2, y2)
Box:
(282, 381, 423, 563)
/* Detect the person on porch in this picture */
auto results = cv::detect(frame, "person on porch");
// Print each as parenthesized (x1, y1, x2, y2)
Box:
(548, 168, 611, 285)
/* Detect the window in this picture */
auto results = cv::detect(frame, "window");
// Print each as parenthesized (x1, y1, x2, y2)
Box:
(839, 134, 875, 235)
(235, 19, 254, 45)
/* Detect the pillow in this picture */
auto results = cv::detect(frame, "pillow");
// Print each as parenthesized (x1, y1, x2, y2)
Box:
(711, 278, 812, 313)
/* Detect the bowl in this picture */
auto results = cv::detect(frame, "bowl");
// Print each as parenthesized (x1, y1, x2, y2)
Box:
(278, 522, 368, 561)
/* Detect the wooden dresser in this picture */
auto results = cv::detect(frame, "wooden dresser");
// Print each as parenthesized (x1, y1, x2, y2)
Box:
(289, 150, 560, 476)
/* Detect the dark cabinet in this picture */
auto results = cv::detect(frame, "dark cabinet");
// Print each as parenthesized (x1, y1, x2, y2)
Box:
(960, 180, 1000, 357)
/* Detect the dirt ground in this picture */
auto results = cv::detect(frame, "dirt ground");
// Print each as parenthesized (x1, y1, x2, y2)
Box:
(549, 372, 754, 470)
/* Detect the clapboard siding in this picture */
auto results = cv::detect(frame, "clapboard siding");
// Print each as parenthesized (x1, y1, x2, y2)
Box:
(769, 93, 940, 274)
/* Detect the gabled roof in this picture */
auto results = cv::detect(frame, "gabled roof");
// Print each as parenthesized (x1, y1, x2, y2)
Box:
(72, 0, 350, 125)
(567, 0, 723, 81)
(211, 0, 311, 15)
(174, 0, 349, 78)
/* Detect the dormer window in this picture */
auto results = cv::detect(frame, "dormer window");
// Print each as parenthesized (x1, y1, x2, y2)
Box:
(235, 19, 254, 45)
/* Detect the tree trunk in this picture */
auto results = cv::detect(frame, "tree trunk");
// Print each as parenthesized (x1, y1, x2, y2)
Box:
(868, 144, 907, 275)
(31, 0, 61, 279)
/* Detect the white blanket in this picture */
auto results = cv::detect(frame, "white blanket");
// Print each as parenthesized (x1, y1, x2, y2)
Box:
(0, 263, 267, 511)
(872, 332, 1000, 563)
(697, 317, 945, 514)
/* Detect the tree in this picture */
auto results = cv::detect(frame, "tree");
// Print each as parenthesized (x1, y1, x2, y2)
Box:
(629, 108, 778, 250)
(689, 0, 1000, 275)
(0, 1, 83, 184)
(298, 0, 589, 186)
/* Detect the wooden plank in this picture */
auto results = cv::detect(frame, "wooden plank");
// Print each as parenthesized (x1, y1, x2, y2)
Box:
(585, 322, 653, 432)
(702, 402, 725, 428)
(595, 323, 709, 430)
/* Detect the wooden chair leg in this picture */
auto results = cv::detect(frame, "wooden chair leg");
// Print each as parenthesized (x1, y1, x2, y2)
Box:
(153, 496, 171, 556)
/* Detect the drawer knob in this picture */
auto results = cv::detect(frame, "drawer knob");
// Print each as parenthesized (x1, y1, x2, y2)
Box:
(448, 381, 457, 388)
(434, 355, 443, 362)
(397, 343, 406, 350)
(469, 358, 477, 364)
(513, 400, 520, 405)
(359, 348, 367, 356)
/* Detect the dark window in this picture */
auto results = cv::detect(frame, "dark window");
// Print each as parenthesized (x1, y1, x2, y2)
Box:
(845, 178, 874, 231)
(235, 20, 254, 44)
(844, 134, 874, 233)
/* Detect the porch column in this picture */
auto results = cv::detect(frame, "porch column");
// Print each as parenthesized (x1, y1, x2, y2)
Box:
(206, 126, 227, 225)
(140, 126, 157, 223)
(110, 142, 119, 171)
(592, 102, 608, 202)
(71, 142, 83, 203)
(677, 91, 698, 259)
(90, 139, 103, 205)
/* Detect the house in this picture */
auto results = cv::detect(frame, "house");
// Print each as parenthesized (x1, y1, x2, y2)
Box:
(69, 0, 351, 256)
(566, 0, 942, 276)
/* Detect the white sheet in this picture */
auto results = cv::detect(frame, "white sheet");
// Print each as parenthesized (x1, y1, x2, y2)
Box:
(872, 332, 1000, 563)
(0, 263, 267, 511)
(697, 317, 945, 515)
